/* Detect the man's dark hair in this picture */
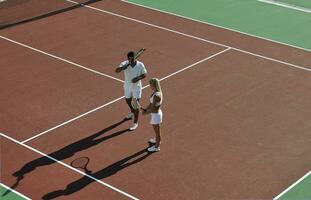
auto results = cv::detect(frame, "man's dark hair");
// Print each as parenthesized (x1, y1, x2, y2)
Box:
(127, 51, 135, 59)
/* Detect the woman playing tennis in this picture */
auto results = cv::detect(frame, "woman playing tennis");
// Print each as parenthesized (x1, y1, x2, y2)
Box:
(142, 78, 163, 152)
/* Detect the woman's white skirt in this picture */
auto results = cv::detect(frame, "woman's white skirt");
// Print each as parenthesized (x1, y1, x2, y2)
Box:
(150, 109, 163, 125)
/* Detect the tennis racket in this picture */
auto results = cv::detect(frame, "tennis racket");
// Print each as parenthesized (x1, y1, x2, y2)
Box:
(123, 48, 146, 68)
(71, 157, 92, 174)
(134, 48, 146, 59)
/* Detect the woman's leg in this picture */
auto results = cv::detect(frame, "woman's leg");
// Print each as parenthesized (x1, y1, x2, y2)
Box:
(152, 124, 161, 148)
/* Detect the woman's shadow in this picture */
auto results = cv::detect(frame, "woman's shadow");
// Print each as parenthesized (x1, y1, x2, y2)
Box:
(2, 118, 130, 197)
(42, 147, 153, 200)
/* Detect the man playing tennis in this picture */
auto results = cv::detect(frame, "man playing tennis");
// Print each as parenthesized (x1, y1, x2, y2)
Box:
(115, 51, 147, 130)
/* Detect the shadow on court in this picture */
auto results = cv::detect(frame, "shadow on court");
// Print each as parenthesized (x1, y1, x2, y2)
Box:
(42, 147, 153, 200)
(2, 118, 130, 197)
(0, 0, 103, 30)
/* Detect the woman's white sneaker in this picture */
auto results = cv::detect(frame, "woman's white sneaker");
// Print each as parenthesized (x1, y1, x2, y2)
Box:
(148, 138, 156, 144)
(148, 146, 160, 152)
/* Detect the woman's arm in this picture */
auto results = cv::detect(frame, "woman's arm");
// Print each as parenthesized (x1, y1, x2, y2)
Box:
(144, 94, 161, 114)
(143, 103, 152, 115)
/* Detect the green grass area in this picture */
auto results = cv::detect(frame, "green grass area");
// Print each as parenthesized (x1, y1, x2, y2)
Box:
(126, 0, 311, 50)
(278, 172, 311, 200)
(0, 184, 27, 200)
(276, 0, 311, 9)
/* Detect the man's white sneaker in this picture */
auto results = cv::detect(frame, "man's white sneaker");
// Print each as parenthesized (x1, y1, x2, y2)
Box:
(148, 138, 156, 144)
(125, 112, 134, 119)
(129, 123, 138, 131)
(148, 146, 160, 152)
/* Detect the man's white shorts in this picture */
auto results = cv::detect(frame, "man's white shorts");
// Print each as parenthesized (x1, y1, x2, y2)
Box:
(123, 83, 142, 99)
(151, 109, 163, 125)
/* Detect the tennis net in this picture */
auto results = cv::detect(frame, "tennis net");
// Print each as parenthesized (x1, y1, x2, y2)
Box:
(0, 0, 101, 29)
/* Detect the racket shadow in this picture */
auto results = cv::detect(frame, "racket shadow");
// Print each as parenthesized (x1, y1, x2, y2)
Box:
(12, 118, 130, 184)
(71, 156, 93, 174)
(42, 147, 153, 199)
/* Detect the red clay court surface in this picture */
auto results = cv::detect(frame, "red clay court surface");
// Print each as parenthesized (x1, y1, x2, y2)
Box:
(1, 1, 311, 200)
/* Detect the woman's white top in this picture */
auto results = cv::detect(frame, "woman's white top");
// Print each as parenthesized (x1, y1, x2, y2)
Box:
(150, 91, 163, 107)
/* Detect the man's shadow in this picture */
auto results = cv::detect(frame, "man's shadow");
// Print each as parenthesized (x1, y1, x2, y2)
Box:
(42, 147, 153, 200)
(2, 118, 130, 197)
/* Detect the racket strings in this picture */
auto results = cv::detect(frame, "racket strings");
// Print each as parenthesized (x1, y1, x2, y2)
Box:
(71, 157, 89, 169)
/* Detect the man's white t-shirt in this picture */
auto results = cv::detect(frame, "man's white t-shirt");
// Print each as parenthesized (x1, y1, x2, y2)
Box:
(119, 60, 147, 87)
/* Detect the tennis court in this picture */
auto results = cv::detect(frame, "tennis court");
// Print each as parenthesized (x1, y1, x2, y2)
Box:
(1, 0, 311, 199)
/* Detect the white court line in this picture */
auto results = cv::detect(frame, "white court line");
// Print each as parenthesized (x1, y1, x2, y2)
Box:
(0, 132, 139, 200)
(64, 0, 311, 73)
(0, 183, 31, 200)
(65, 1, 228, 47)
(119, 2, 311, 199)
(22, 48, 230, 143)
(1, 1, 309, 198)
(234, 48, 311, 72)
(21, 96, 125, 143)
(1, 49, 230, 199)
(2, 0, 310, 142)
(257, 0, 311, 14)
(274, 170, 311, 199)
(0, 36, 124, 83)
(160, 48, 231, 81)
(121, 0, 311, 53)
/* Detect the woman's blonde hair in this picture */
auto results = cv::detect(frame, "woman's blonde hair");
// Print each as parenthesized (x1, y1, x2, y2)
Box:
(149, 78, 162, 92)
